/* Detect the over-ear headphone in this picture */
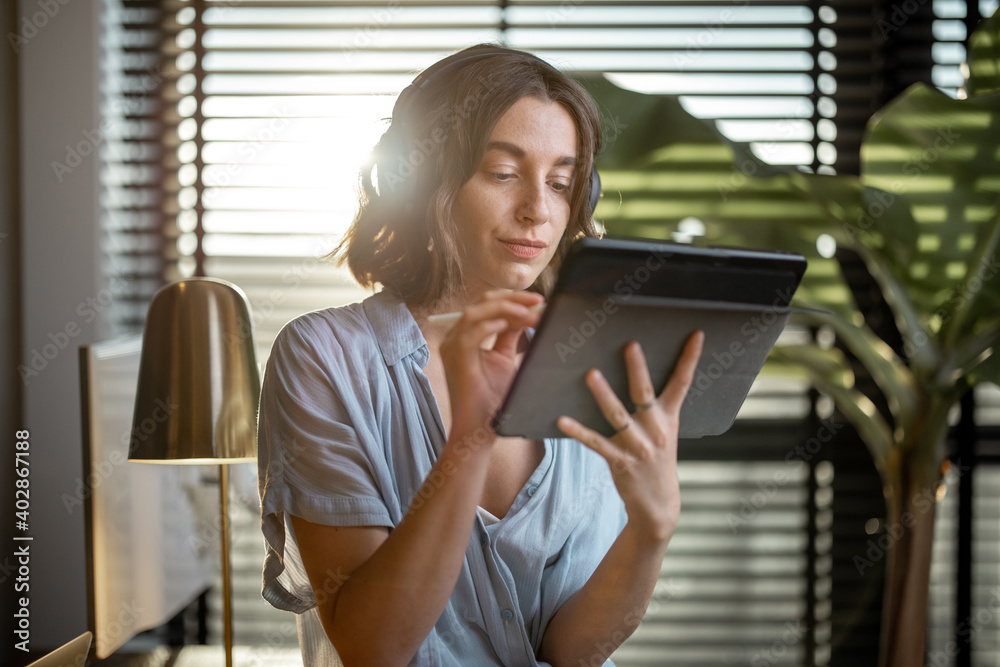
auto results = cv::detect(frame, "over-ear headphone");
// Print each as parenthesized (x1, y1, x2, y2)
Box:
(384, 46, 602, 214)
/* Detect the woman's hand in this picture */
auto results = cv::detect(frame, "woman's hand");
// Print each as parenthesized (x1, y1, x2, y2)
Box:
(439, 290, 544, 437)
(557, 331, 704, 547)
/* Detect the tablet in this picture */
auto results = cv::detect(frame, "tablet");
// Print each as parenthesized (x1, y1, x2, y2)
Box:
(493, 237, 809, 439)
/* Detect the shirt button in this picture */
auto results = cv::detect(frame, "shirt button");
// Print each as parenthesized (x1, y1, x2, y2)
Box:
(480, 533, 489, 547)
(501, 608, 514, 621)
(527, 485, 537, 497)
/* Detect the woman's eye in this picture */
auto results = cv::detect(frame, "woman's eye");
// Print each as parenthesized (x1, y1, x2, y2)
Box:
(550, 181, 570, 192)
(491, 172, 514, 181)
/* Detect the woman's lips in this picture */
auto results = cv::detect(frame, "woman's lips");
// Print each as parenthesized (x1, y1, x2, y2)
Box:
(500, 239, 546, 259)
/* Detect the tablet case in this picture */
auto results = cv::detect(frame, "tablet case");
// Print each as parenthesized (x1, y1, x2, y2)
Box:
(493, 238, 808, 439)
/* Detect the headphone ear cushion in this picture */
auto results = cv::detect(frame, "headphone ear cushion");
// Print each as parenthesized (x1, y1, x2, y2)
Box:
(589, 165, 601, 214)
(370, 129, 392, 193)
(373, 119, 412, 195)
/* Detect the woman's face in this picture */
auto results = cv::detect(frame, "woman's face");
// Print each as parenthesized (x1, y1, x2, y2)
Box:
(451, 96, 578, 298)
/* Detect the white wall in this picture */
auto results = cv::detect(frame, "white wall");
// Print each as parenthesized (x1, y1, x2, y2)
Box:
(17, 0, 106, 652)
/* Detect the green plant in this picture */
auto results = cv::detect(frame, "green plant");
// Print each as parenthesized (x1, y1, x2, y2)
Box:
(583, 9, 1000, 666)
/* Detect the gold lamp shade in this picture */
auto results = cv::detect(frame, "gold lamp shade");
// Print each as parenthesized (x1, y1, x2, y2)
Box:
(129, 277, 259, 463)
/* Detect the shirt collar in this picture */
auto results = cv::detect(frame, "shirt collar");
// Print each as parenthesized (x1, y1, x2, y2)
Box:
(362, 289, 430, 368)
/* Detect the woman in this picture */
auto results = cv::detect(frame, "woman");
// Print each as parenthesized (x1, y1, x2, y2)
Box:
(257, 44, 703, 666)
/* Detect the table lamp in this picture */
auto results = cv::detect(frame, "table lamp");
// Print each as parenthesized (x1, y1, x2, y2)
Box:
(129, 277, 259, 667)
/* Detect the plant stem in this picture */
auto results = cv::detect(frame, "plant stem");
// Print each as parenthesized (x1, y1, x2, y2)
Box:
(877, 393, 952, 667)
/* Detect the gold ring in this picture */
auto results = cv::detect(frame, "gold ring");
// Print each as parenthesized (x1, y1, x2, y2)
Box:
(635, 400, 656, 411)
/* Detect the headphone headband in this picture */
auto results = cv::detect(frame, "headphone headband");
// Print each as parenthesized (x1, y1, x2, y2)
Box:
(413, 48, 552, 92)
(393, 47, 553, 117)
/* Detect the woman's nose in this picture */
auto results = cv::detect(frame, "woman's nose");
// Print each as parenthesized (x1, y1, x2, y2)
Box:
(517, 177, 550, 225)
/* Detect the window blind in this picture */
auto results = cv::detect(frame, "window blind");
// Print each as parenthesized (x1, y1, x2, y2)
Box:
(101, 0, 169, 335)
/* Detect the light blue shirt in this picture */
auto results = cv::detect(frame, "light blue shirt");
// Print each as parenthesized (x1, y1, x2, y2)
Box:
(258, 289, 627, 666)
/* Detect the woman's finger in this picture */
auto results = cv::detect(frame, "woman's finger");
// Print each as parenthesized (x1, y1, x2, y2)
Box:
(480, 289, 545, 307)
(624, 341, 658, 412)
(460, 297, 540, 330)
(443, 317, 510, 356)
(584, 369, 634, 442)
(492, 325, 529, 355)
(660, 330, 704, 413)
(456, 300, 538, 334)
(468, 290, 544, 320)
(557, 416, 628, 469)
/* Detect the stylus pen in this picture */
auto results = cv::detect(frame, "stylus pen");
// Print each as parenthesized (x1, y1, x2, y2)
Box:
(426, 302, 545, 326)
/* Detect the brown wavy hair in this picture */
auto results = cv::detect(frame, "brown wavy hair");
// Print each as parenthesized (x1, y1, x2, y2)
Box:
(334, 44, 603, 306)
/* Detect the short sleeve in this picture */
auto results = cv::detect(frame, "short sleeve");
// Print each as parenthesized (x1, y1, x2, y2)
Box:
(256, 309, 394, 613)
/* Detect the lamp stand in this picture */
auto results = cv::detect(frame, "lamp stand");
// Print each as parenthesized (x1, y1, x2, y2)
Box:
(220, 464, 234, 667)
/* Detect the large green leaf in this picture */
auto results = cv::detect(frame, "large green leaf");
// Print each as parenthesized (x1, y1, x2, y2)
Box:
(791, 305, 917, 427)
(861, 83, 1000, 339)
(772, 345, 893, 473)
(579, 75, 857, 312)
(850, 241, 941, 375)
(971, 343, 1000, 386)
(968, 8, 1000, 97)
(941, 200, 1000, 348)
(579, 76, 732, 170)
(950, 315, 1000, 386)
